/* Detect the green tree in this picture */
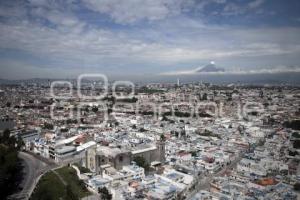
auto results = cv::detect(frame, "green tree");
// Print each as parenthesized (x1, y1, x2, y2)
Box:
(202, 93, 208, 101)
(293, 140, 300, 149)
(98, 187, 112, 200)
(133, 156, 150, 171)
(294, 182, 300, 191)
(284, 120, 300, 130)
(0, 129, 23, 199)
(92, 107, 98, 112)
(191, 151, 197, 157)
(292, 132, 300, 138)
(1, 129, 10, 143)
(6, 102, 11, 107)
(16, 135, 24, 150)
(162, 115, 168, 121)
(44, 122, 54, 130)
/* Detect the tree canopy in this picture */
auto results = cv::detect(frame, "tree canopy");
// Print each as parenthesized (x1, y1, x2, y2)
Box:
(0, 129, 24, 199)
(98, 187, 112, 200)
(133, 156, 150, 171)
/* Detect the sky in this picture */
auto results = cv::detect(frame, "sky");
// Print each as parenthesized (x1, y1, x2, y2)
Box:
(0, 0, 300, 79)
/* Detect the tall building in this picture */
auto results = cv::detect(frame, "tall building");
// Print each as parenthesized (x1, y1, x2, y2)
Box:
(0, 117, 15, 132)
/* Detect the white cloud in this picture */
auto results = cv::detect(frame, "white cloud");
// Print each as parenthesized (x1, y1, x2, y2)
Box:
(222, 0, 265, 16)
(81, 0, 192, 24)
(31, 7, 82, 27)
(248, 0, 265, 9)
(28, 0, 49, 7)
(222, 3, 243, 16)
(1, 16, 300, 75)
(212, 0, 226, 4)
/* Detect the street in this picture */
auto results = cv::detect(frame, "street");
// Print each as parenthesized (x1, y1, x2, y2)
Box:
(186, 155, 243, 199)
(9, 151, 55, 200)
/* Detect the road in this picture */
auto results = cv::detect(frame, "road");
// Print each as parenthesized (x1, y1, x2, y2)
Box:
(8, 151, 57, 200)
(186, 155, 243, 199)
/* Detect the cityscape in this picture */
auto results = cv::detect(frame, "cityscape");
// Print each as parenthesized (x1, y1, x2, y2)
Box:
(1, 0, 300, 200)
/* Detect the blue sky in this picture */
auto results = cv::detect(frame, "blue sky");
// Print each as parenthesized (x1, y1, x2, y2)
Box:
(0, 0, 300, 79)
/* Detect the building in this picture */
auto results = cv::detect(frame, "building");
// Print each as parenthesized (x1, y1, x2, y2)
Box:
(86, 140, 166, 174)
(0, 117, 15, 132)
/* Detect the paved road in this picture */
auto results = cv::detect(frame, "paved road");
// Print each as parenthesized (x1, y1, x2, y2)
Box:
(9, 152, 56, 200)
(186, 155, 243, 199)
(21, 152, 46, 189)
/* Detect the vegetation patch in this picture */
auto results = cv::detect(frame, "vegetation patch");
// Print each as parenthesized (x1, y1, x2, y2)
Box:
(31, 166, 91, 200)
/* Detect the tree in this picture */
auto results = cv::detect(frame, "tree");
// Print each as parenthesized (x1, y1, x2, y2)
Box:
(202, 93, 208, 101)
(181, 130, 186, 137)
(16, 135, 24, 150)
(284, 120, 300, 130)
(191, 151, 197, 157)
(162, 115, 168, 121)
(6, 102, 11, 107)
(92, 107, 98, 112)
(0, 129, 17, 147)
(213, 90, 218, 97)
(139, 127, 146, 132)
(293, 140, 300, 149)
(0, 129, 23, 199)
(259, 90, 264, 98)
(294, 182, 300, 191)
(292, 132, 300, 138)
(133, 156, 150, 171)
(98, 187, 112, 200)
(1, 129, 10, 143)
(43, 122, 54, 130)
(289, 150, 298, 157)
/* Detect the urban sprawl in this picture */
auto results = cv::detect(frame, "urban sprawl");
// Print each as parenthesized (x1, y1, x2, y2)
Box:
(1, 77, 300, 200)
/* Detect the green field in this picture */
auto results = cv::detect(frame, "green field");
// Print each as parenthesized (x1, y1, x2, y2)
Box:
(30, 166, 91, 200)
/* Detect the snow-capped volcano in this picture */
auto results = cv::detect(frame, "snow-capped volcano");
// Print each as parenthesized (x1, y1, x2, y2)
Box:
(195, 61, 225, 73)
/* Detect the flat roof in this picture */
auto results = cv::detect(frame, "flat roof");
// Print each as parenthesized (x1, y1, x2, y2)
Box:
(132, 146, 156, 154)
(76, 141, 96, 152)
(56, 146, 76, 154)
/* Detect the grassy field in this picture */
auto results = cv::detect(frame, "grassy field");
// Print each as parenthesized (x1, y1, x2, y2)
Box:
(30, 166, 91, 200)
(56, 167, 91, 197)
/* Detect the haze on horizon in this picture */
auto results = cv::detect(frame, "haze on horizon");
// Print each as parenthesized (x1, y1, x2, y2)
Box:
(0, 0, 300, 80)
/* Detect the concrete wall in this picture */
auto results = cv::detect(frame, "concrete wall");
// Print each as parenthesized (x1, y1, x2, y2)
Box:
(86, 147, 97, 172)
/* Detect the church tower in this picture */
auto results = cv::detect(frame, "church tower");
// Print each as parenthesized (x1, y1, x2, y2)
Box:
(156, 135, 166, 163)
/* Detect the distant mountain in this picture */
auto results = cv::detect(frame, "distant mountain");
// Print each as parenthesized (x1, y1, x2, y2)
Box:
(195, 62, 225, 73)
(0, 79, 13, 84)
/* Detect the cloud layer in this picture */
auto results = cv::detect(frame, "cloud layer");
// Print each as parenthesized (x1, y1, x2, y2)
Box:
(81, 0, 193, 24)
(0, 0, 300, 79)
